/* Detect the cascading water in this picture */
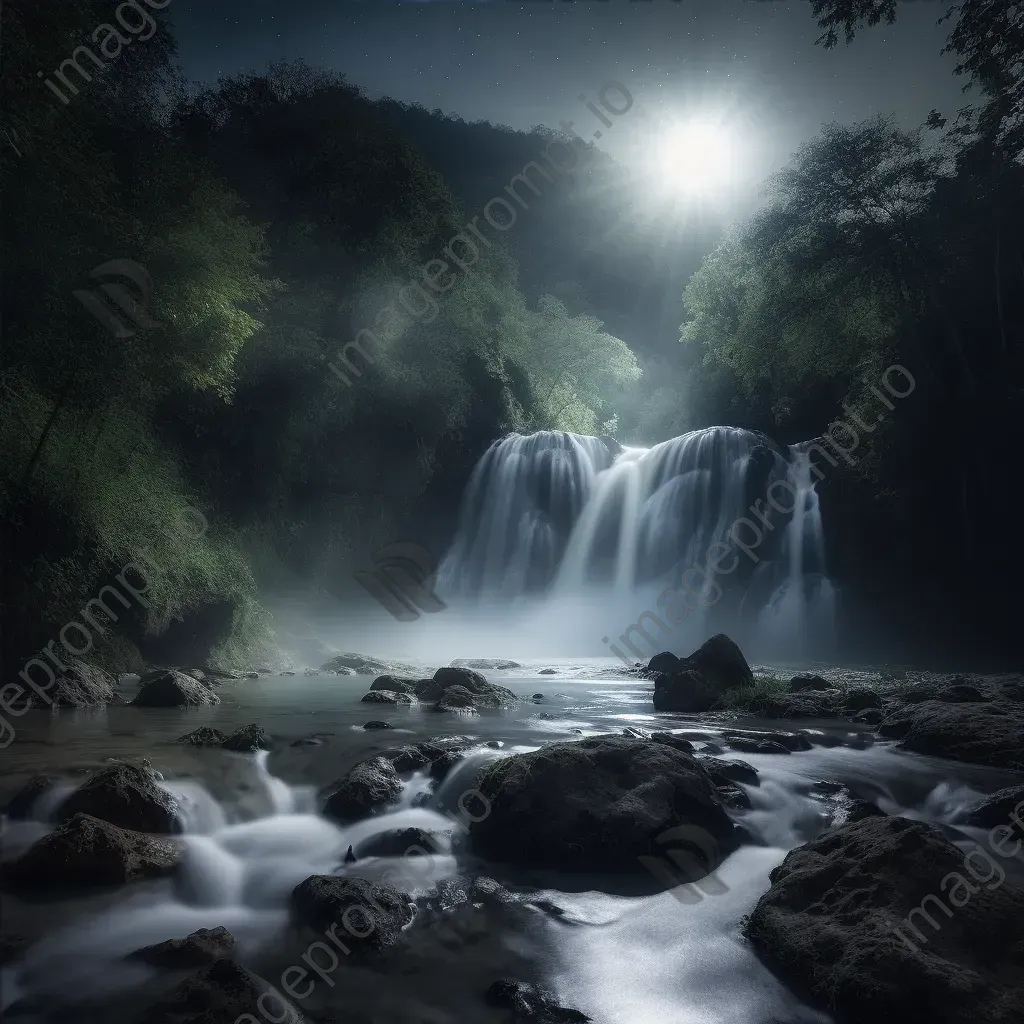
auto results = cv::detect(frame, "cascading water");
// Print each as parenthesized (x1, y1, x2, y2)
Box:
(437, 426, 837, 663)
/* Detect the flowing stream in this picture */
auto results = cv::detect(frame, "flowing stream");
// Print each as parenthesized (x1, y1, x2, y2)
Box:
(2, 667, 1021, 1024)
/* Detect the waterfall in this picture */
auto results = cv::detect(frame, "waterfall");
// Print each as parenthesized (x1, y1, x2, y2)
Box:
(437, 427, 837, 662)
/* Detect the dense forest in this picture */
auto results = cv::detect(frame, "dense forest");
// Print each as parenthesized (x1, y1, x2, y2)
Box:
(2, 0, 1022, 674)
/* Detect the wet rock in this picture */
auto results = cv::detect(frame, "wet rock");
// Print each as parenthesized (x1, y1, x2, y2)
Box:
(539, 668, 558, 675)
(650, 732, 695, 754)
(647, 651, 683, 675)
(723, 735, 791, 755)
(844, 687, 883, 711)
(532, 693, 545, 701)
(879, 700, 1024, 769)
(176, 726, 227, 747)
(133, 669, 219, 707)
(415, 667, 520, 712)
(361, 689, 412, 704)
(290, 736, 323, 747)
(221, 724, 271, 752)
(853, 708, 884, 726)
(136, 958, 300, 1024)
(362, 720, 393, 730)
(485, 979, 591, 1022)
(322, 756, 402, 824)
(621, 726, 650, 739)
(5, 773, 57, 819)
(788, 673, 831, 691)
(451, 658, 522, 670)
(471, 737, 738, 870)
(370, 675, 417, 695)
(679, 633, 753, 692)
(958, 784, 1024, 828)
(56, 761, 180, 833)
(321, 653, 417, 675)
(845, 799, 887, 824)
(129, 926, 235, 968)
(19, 659, 118, 707)
(355, 827, 445, 859)
(378, 736, 473, 774)
(290, 875, 413, 951)
(428, 748, 463, 782)
(4, 813, 179, 889)
(724, 729, 811, 752)
(748, 690, 842, 719)
(699, 756, 760, 787)
(745, 815, 1024, 1024)
(242, 671, 259, 679)
(652, 669, 719, 712)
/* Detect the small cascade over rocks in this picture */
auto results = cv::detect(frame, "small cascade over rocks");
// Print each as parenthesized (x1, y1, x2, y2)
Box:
(437, 427, 836, 661)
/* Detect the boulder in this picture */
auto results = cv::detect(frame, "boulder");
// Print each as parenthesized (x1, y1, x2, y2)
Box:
(418, 666, 519, 711)
(129, 926, 235, 968)
(723, 735, 791, 755)
(362, 720, 393, 730)
(378, 736, 473, 774)
(5, 773, 57, 819)
(647, 651, 683, 675)
(936, 683, 989, 703)
(879, 700, 1024, 769)
(958, 784, 1024, 828)
(290, 875, 413, 952)
(428, 748, 463, 782)
(485, 979, 591, 1022)
(136, 958, 300, 1024)
(133, 670, 219, 707)
(176, 727, 227, 747)
(844, 687, 883, 711)
(745, 815, 1024, 1024)
(650, 732, 695, 754)
(434, 684, 479, 713)
(679, 634, 753, 692)
(844, 799, 887, 824)
(853, 708, 884, 726)
(747, 689, 842, 719)
(470, 737, 738, 871)
(788, 673, 831, 692)
(370, 675, 417, 695)
(724, 729, 812, 752)
(19, 659, 118, 707)
(539, 668, 558, 675)
(221, 724, 271, 752)
(322, 757, 402, 824)
(355, 827, 445, 859)
(4, 813, 179, 889)
(56, 761, 180, 833)
(360, 689, 412, 704)
(698, 755, 759, 787)
(321, 653, 417, 675)
(652, 669, 719, 712)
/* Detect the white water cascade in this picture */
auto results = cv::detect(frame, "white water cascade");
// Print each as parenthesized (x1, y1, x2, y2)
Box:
(437, 427, 837, 663)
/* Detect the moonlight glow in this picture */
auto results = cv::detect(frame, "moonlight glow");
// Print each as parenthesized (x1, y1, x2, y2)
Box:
(658, 119, 740, 198)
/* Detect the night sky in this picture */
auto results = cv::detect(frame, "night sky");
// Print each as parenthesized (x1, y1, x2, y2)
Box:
(168, 0, 964, 208)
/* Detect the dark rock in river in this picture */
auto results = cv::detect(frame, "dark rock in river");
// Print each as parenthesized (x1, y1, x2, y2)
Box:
(957, 784, 1024, 828)
(844, 687, 883, 711)
(853, 707, 884, 725)
(363, 720, 393, 730)
(879, 700, 1024, 768)
(724, 729, 811, 752)
(5, 813, 180, 889)
(20, 659, 118, 707)
(788, 673, 830, 691)
(356, 827, 445, 859)
(745, 815, 1024, 1024)
(137, 958, 300, 1024)
(361, 688, 413, 704)
(936, 682, 988, 703)
(379, 735, 473, 774)
(56, 761, 180, 833)
(470, 737, 738, 871)
(485, 978, 591, 1022)
(679, 633, 753, 692)
(650, 732, 695, 754)
(321, 653, 417, 675)
(370, 674, 418, 694)
(5, 773, 57, 819)
(539, 668, 558, 675)
(748, 689, 843, 719)
(129, 926, 235, 968)
(176, 726, 227, 746)
(652, 668, 719, 712)
(428, 747, 463, 782)
(322, 756, 402, 824)
(290, 875, 413, 951)
(221, 724, 272, 752)
(844, 799, 887, 824)
(724, 735, 791, 755)
(418, 666, 519, 711)
(699, 755, 760, 787)
(450, 658, 522, 670)
(133, 669, 219, 707)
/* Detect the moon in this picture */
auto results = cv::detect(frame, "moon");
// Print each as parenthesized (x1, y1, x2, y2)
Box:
(658, 118, 740, 198)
